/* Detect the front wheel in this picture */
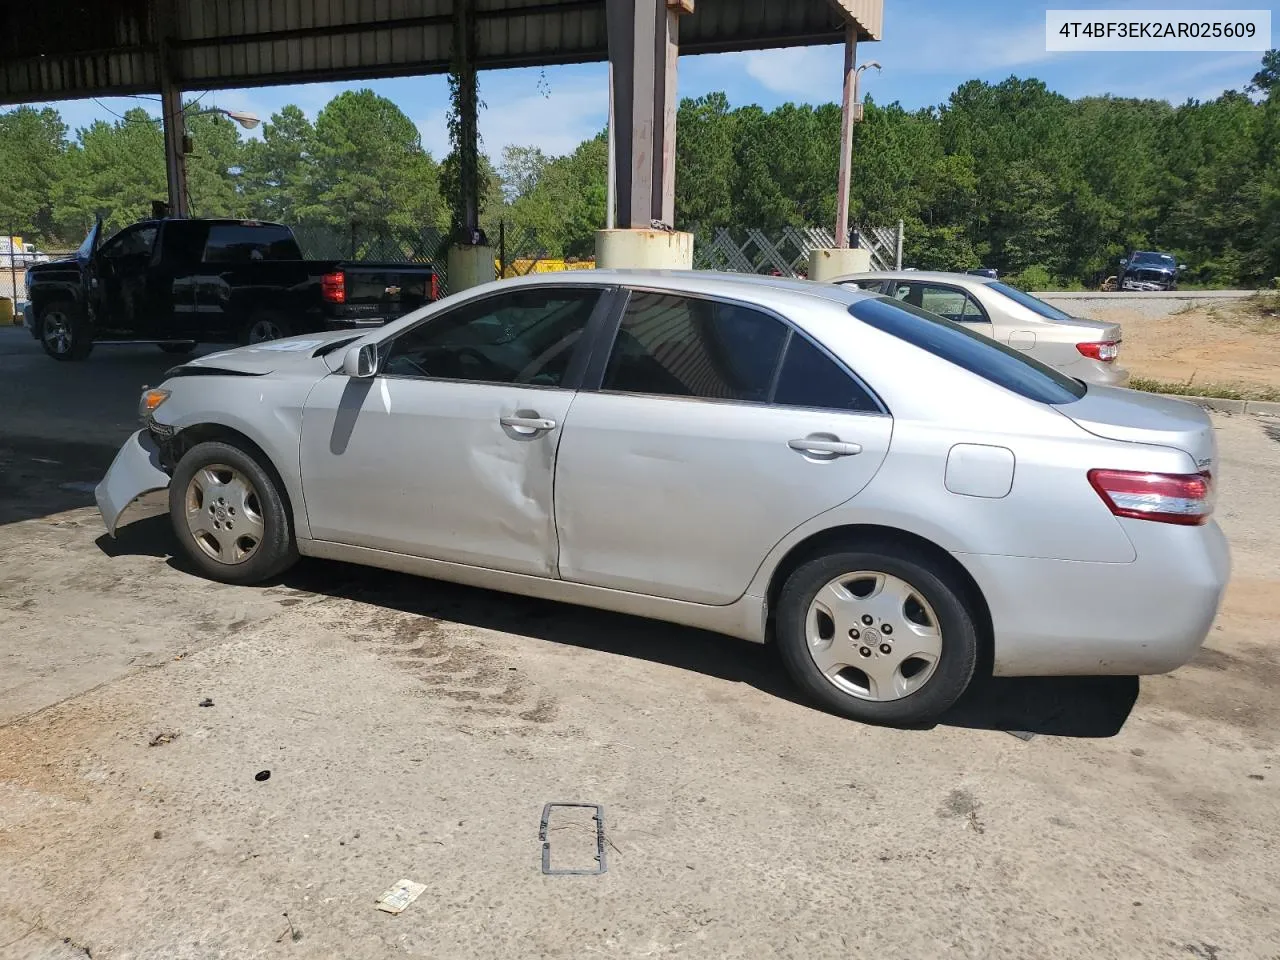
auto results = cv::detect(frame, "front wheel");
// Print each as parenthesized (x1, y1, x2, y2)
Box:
(775, 545, 979, 726)
(168, 441, 299, 585)
(39, 300, 93, 361)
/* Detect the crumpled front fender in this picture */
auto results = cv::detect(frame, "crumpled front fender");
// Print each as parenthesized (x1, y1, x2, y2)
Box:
(95, 429, 171, 536)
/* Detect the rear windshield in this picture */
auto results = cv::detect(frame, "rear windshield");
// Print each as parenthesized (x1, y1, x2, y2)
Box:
(202, 223, 302, 263)
(850, 296, 1086, 404)
(988, 281, 1073, 322)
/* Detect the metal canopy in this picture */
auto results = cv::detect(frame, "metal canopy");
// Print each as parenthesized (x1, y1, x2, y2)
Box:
(0, 0, 882, 105)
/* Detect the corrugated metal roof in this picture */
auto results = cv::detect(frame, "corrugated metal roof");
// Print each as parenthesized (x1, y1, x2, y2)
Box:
(0, 0, 882, 104)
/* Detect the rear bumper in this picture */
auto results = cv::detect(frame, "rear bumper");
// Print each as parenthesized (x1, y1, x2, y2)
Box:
(957, 519, 1230, 676)
(1084, 361, 1129, 388)
(95, 429, 172, 536)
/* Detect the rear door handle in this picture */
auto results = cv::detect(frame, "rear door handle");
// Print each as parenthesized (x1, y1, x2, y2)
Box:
(788, 438, 862, 457)
(500, 415, 557, 435)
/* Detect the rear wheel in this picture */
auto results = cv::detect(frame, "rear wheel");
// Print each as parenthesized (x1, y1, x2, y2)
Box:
(775, 544, 979, 726)
(169, 441, 298, 585)
(240, 311, 292, 345)
(39, 300, 93, 361)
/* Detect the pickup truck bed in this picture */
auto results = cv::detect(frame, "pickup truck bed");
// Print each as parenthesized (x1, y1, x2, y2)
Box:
(25, 218, 439, 360)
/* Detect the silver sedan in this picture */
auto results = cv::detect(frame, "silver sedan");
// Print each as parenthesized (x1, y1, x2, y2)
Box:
(832, 270, 1129, 387)
(96, 271, 1228, 726)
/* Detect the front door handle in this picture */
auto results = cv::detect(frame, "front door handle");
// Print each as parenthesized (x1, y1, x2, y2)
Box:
(500, 415, 557, 435)
(788, 438, 862, 457)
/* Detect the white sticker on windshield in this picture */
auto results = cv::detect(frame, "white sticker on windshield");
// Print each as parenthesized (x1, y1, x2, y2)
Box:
(254, 339, 325, 352)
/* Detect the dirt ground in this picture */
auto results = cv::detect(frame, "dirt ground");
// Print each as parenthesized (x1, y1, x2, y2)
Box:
(2, 328, 1279, 959)
(1079, 295, 1280, 393)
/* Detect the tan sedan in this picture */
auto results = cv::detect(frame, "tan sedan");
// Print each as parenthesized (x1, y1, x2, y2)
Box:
(832, 271, 1129, 386)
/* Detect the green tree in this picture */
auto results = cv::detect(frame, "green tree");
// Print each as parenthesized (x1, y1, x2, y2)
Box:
(241, 105, 316, 223)
(301, 89, 445, 233)
(0, 107, 68, 240)
(52, 109, 166, 237)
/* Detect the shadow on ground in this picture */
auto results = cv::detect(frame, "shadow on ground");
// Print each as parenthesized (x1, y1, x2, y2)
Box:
(0, 434, 121, 526)
(100, 513, 1140, 738)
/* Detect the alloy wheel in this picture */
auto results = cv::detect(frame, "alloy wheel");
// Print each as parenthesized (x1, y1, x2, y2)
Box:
(42, 312, 71, 355)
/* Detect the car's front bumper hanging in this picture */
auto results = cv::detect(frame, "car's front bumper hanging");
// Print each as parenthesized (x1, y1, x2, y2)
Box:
(95, 429, 172, 537)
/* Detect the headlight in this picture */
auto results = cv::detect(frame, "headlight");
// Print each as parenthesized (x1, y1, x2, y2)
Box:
(139, 387, 171, 419)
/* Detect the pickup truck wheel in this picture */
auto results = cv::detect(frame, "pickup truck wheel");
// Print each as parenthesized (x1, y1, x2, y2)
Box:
(158, 342, 197, 355)
(169, 440, 299, 586)
(39, 301, 93, 361)
(241, 312, 292, 345)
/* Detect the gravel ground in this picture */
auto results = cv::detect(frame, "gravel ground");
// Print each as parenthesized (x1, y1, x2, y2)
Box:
(1, 329, 1278, 959)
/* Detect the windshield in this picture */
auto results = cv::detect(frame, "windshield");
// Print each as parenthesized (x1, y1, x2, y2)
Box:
(988, 281, 1073, 322)
(1132, 252, 1175, 266)
(851, 296, 1086, 404)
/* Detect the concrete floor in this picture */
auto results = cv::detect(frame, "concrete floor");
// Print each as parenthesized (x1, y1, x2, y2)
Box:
(1, 327, 1278, 959)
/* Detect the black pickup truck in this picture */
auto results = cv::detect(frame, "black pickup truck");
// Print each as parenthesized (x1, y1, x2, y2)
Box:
(24, 218, 439, 360)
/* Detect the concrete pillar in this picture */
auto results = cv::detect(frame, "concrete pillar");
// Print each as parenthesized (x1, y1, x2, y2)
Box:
(808, 247, 871, 282)
(448, 244, 496, 293)
(597, 229, 693, 270)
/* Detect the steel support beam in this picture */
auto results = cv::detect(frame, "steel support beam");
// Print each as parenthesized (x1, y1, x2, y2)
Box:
(157, 1, 188, 219)
(606, 0, 683, 230)
(453, 0, 482, 239)
(834, 25, 856, 249)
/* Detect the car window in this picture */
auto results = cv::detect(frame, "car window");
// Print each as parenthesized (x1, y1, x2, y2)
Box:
(381, 287, 601, 387)
(852, 295, 1086, 404)
(602, 291, 787, 402)
(99, 225, 157, 261)
(774, 334, 880, 413)
(202, 224, 302, 263)
(919, 284, 987, 323)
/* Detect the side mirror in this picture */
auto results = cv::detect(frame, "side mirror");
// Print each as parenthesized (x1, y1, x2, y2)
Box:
(1119, 258, 1128, 267)
(1179, 264, 1188, 271)
(342, 342, 378, 378)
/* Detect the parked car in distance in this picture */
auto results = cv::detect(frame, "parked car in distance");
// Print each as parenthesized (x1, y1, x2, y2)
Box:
(831, 270, 1129, 386)
(96, 270, 1227, 727)
(24, 217, 440, 361)
(1119, 250, 1186, 291)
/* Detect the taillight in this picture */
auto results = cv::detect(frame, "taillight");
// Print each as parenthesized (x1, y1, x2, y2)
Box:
(1077, 340, 1119, 362)
(430, 272, 440, 301)
(321, 270, 346, 304)
(1087, 469, 1212, 525)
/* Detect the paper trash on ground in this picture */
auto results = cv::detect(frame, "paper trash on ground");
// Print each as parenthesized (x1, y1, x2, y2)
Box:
(375, 879, 427, 915)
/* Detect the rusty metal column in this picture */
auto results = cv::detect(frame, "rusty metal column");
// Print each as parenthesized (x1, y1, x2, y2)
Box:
(156, 0, 188, 218)
(606, 0, 688, 229)
(453, 0, 480, 238)
(834, 25, 856, 249)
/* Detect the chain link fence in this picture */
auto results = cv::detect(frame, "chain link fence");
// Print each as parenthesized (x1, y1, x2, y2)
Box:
(292, 223, 453, 294)
(693, 224, 902, 277)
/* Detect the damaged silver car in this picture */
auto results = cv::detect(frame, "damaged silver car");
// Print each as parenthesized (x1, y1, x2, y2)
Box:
(97, 270, 1229, 726)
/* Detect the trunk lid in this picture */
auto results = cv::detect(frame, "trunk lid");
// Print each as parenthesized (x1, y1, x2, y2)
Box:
(1058, 384, 1216, 472)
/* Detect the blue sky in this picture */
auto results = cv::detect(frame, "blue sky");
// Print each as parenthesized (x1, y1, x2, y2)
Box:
(8, 0, 1272, 162)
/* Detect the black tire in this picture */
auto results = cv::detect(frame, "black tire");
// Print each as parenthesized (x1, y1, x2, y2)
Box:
(38, 299, 93, 361)
(168, 440, 299, 586)
(775, 544, 979, 726)
(239, 310, 293, 345)
(159, 342, 197, 355)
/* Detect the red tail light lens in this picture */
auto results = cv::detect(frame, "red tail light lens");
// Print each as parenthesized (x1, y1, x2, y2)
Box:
(1077, 340, 1119, 361)
(1088, 469, 1212, 525)
(430, 272, 440, 301)
(321, 270, 346, 304)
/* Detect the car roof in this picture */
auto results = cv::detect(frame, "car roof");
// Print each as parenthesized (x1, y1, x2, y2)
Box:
(829, 269, 998, 287)
(487, 268, 879, 307)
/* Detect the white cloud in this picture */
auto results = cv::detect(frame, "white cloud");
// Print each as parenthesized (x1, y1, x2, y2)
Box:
(736, 17, 1055, 99)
